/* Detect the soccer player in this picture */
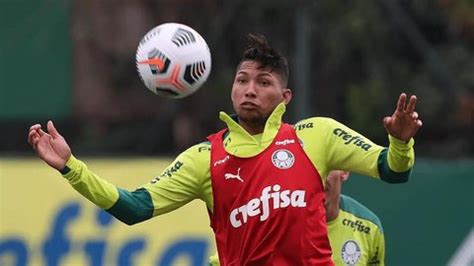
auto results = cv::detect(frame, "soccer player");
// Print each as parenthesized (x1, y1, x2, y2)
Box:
(209, 170, 385, 266)
(28, 34, 421, 265)
(325, 170, 385, 265)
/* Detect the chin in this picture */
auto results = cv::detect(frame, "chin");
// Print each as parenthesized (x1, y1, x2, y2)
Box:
(238, 112, 264, 124)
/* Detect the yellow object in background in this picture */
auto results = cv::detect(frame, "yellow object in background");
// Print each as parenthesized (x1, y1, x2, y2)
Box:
(0, 158, 215, 266)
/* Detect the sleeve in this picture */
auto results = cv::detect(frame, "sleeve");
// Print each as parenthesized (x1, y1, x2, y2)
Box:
(376, 135, 414, 183)
(63, 155, 153, 225)
(369, 228, 385, 266)
(141, 143, 211, 216)
(295, 117, 414, 183)
(63, 155, 120, 209)
(62, 143, 210, 225)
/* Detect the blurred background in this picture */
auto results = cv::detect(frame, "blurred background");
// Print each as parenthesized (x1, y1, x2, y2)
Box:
(0, 0, 472, 155)
(0, 0, 473, 265)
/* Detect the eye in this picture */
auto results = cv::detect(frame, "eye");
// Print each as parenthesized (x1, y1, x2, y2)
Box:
(259, 80, 271, 87)
(235, 77, 247, 84)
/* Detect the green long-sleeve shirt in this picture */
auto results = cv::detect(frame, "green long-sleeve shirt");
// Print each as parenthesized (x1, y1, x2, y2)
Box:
(62, 103, 414, 224)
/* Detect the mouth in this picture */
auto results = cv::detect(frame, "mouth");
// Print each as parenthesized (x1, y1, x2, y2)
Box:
(241, 101, 258, 109)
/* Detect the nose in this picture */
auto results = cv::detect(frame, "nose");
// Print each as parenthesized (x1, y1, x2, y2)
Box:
(244, 81, 257, 98)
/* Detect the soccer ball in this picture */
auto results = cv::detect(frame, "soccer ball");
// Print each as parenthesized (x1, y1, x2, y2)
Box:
(136, 23, 212, 98)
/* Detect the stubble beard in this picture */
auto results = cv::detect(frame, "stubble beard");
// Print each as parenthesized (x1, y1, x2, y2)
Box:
(238, 110, 268, 130)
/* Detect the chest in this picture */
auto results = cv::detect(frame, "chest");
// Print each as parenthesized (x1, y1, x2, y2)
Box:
(329, 217, 376, 265)
(211, 139, 320, 202)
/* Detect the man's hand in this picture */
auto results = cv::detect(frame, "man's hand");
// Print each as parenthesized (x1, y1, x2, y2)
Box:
(27, 120, 71, 171)
(383, 93, 423, 142)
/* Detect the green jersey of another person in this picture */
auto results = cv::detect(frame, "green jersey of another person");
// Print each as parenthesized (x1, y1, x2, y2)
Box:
(328, 194, 384, 265)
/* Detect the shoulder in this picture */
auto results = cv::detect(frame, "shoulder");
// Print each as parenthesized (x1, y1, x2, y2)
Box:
(145, 141, 211, 192)
(188, 140, 211, 154)
(339, 194, 383, 232)
(162, 141, 210, 177)
(175, 137, 213, 158)
(294, 117, 351, 145)
(294, 117, 342, 131)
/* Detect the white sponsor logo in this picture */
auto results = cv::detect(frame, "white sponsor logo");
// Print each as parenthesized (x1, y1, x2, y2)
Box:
(229, 184, 307, 228)
(214, 155, 229, 167)
(225, 168, 243, 183)
(271, 149, 295, 169)
(275, 139, 295, 146)
(341, 240, 361, 265)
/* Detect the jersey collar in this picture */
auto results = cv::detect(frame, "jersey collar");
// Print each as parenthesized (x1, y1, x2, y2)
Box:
(218, 102, 286, 158)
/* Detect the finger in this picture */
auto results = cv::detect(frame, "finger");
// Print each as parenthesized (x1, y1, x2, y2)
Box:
(28, 133, 36, 146)
(39, 129, 47, 136)
(383, 116, 392, 128)
(31, 139, 38, 150)
(416, 119, 423, 127)
(396, 93, 407, 112)
(35, 132, 53, 151)
(47, 120, 61, 138)
(29, 132, 41, 149)
(33, 135, 41, 145)
(406, 95, 417, 113)
(411, 111, 418, 120)
(28, 130, 39, 145)
(29, 124, 41, 131)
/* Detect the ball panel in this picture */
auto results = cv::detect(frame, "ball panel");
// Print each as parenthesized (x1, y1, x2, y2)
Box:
(171, 27, 197, 47)
(183, 61, 207, 85)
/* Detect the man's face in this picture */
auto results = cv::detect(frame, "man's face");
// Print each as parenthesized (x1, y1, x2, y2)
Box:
(231, 60, 292, 125)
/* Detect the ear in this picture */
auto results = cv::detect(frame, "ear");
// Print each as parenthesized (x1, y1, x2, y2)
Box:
(283, 88, 292, 104)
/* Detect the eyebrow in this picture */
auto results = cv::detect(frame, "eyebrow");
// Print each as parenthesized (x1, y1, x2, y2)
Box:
(257, 73, 272, 78)
(236, 71, 273, 78)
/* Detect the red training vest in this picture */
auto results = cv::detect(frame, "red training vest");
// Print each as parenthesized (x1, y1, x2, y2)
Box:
(208, 123, 333, 266)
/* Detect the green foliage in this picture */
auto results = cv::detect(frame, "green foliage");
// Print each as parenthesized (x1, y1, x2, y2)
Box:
(346, 79, 388, 140)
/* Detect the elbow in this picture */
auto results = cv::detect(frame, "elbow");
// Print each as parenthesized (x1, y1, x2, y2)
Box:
(105, 188, 154, 226)
(107, 208, 149, 226)
(123, 220, 136, 226)
(117, 215, 144, 226)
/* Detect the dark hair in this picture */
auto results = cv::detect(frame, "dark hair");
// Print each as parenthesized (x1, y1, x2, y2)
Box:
(238, 34, 289, 87)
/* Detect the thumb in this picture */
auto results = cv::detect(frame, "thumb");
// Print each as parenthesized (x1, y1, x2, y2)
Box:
(47, 120, 61, 138)
(383, 116, 393, 131)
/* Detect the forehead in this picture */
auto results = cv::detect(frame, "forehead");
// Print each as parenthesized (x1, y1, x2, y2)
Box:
(236, 61, 276, 78)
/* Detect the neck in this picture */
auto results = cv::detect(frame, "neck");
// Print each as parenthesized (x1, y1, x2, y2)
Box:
(325, 197, 340, 222)
(240, 123, 264, 135)
(238, 118, 266, 135)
